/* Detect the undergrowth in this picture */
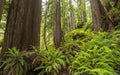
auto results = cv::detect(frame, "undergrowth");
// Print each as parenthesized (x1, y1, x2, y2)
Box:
(33, 47, 67, 75)
(0, 48, 29, 75)
(69, 30, 120, 75)
(0, 29, 120, 75)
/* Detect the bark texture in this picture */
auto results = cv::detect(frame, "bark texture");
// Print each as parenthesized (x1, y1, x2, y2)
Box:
(43, 0, 48, 50)
(100, 0, 115, 30)
(54, 0, 63, 48)
(90, 0, 109, 33)
(1, 0, 42, 75)
(69, 0, 75, 31)
(0, 0, 4, 20)
(1, 0, 41, 57)
(100, 0, 120, 30)
(82, 0, 87, 23)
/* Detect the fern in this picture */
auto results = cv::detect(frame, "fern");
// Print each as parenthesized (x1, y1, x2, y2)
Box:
(0, 47, 28, 75)
(33, 48, 66, 75)
(69, 31, 120, 75)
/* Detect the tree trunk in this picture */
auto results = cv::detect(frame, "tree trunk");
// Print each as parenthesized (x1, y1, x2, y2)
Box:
(90, 0, 109, 33)
(99, 0, 115, 30)
(100, 0, 120, 30)
(54, 0, 63, 48)
(69, 0, 75, 31)
(77, 0, 82, 24)
(1, 0, 42, 74)
(1, 0, 41, 59)
(100, 0, 112, 12)
(0, 0, 5, 20)
(69, 12, 75, 30)
(43, 0, 48, 50)
(82, 0, 87, 23)
(77, 0, 86, 28)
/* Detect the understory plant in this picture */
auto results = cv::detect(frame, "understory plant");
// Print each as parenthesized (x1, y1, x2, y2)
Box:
(0, 47, 28, 75)
(63, 29, 93, 63)
(33, 47, 66, 75)
(69, 31, 120, 75)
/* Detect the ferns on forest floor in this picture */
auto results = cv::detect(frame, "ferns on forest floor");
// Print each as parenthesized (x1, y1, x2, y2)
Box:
(33, 48, 67, 75)
(69, 31, 120, 75)
(0, 47, 28, 75)
(0, 30, 120, 75)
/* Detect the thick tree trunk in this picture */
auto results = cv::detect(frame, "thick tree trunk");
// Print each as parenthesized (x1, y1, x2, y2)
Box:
(100, 0, 120, 30)
(54, 0, 63, 48)
(100, 0, 112, 11)
(1, 0, 41, 59)
(0, 0, 4, 20)
(100, 0, 115, 30)
(1, 0, 42, 74)
(90, 0, 109, 33)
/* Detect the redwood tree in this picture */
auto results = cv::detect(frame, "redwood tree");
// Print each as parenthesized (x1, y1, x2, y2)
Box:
(90, 0, 110, 33)
(43, 0, 48, 50)
(1, 0, 42, 55)
(69, 0, 75, 31)
(54, 0, 63, 48)
(82, 0, 87, 23)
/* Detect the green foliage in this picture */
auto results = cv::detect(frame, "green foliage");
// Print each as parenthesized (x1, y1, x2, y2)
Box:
(64, 29, 93, 51)
(1, 0, 120, 75)
(33, 48, 66, 75)
(109, 7, 120, 15)
(108, 30, 120, 71)
(69, 31, 120, 75)
(0, 35, 3, 51)
(0, 23, 4, 51)
(63, 29, 93, 65)
(83, 20, 93, 31)
(2, 0, 11, 21)
(0, 28, 4, 50)
(116, 22, 120, 29)
(65, 29, 91, 41)
(0, 22, 6, 30)
(0, 48, 28, 75)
